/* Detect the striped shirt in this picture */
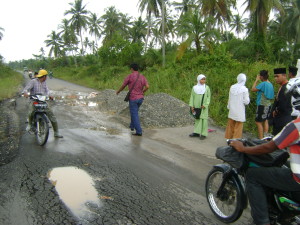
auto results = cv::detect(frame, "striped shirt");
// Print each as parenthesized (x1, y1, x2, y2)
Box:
(22, 79, 50, 96)
(273, 118, 300, 183)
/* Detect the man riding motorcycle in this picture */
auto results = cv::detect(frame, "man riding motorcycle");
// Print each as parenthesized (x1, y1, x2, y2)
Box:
(230, 77, 300, 225)
(22, 69, 63, 138)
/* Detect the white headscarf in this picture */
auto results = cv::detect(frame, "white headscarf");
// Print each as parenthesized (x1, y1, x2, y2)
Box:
(193, 74, 206, 94)
(230, 73, 247, 95)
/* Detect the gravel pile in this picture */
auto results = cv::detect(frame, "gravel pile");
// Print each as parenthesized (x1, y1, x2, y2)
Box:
(94, 89, 194, 128)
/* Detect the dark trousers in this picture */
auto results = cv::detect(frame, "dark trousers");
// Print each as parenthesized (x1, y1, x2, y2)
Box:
(129, 98, 143, 134)
(246, 167, 300, 225)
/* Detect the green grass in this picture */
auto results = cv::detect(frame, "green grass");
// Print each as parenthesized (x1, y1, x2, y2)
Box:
(0, 65, 23, 101)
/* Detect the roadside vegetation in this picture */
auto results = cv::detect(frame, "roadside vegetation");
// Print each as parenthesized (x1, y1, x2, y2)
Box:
(0, 61, 22, 101)
(3, 0, 300, 135)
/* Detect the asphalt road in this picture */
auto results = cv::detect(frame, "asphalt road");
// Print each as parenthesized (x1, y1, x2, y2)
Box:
(0, 76, 253, 225)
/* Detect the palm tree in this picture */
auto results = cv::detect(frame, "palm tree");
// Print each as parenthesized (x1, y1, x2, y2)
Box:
(230, 14, 247, 38)
(154, 8, 176, 42)
(44, 31, 64, 58)
(199, 0, 237, 31)
(88, 12, 102, 47)
(130, 17, 148, 43)
(119, 13, 133, 40)
(64, 0, 89, 55)
(173, 0, 197, 17)
(83, 37, 92, 53)
(176, 11, 217, 56)
(39, 47, 46, 59)
(0, 27, 4, 41)
(138, 0, 161, 51)
(58, 19, 78, 56)
(282, 0, 300, 61)
(244, 0, 283, 40)
(101, 6, 123, 43)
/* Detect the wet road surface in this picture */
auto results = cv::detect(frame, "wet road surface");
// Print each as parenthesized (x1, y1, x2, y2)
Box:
(0, 76, 253, 225)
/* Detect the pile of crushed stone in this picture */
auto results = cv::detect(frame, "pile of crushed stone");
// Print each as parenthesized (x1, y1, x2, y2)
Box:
(93, 89, 195, 128)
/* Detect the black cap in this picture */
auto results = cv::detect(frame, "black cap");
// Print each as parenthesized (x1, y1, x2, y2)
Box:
(274, 68, 286, 74)
(289, 66, 298, 75)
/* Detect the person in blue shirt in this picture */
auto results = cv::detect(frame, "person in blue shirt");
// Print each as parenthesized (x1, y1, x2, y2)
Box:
(251, 70, 274, 139)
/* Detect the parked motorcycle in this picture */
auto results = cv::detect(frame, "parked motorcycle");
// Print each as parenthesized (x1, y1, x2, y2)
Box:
(205, 138, 300, 224)
(27, 94, 50, 146)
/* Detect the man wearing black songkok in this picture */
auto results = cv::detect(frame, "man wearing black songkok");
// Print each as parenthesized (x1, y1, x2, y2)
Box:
(270, 68, 292, 135)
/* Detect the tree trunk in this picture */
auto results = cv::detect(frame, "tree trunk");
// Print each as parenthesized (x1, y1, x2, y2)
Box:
(145, 12, 152, 52)
(161, 0, 166, 68)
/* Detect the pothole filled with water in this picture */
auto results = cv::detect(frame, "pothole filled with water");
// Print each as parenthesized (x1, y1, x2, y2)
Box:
(48, 166, 102, 219)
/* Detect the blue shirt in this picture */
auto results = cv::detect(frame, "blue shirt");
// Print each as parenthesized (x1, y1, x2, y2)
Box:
(256, 81, 274, 105)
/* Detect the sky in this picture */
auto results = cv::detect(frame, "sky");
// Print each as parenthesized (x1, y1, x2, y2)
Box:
(0, 0, 141, 63)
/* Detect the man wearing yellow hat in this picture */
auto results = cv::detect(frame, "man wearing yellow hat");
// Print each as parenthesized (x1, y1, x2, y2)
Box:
(22, 69, 63, 138)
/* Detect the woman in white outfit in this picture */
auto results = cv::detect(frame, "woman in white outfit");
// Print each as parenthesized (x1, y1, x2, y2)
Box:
(225, 73, 250, 139)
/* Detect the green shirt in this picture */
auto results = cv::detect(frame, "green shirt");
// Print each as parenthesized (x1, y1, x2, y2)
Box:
(189, 86, 211, 119)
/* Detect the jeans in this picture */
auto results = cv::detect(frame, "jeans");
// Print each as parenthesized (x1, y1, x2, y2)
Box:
(246, 167, 300, 225)
(129, 98, 143, 134)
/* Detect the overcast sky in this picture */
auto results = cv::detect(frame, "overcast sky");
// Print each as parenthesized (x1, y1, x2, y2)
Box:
(0, 0, 141, 62)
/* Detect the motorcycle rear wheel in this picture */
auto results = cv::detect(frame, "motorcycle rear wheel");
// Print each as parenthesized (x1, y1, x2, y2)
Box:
(35, 114, 49, 146)
(205, 167, 244, 223)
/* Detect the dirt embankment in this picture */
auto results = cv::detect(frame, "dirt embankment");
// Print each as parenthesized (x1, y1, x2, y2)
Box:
(0, 99, 20, 165)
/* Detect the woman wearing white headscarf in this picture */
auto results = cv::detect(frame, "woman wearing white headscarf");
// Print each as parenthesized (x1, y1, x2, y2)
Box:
(189, 74, 211, 140)
(225, 73, 250, 139)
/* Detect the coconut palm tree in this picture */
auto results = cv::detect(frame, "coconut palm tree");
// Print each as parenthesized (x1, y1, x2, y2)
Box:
(58, 19, 78, 56)
(0, 27, 4, 41)
(173, 0, 197, 17)
(244, 0, 283, 39)
(176, 10, 218, 57)
(154, 8, 176, 42)
(101, 6, 123, 43)
(138, 0, 161, 51)
(130, 17, 148, 43)
(87, 12, 102, 47)
(230, 14, 247, 38)
(199, 0, 237, 31)
(44, 31, 64, 58)
(281, 0, 300, 61)
(119, 13, 133, 41)
(64, 0, 89, 55)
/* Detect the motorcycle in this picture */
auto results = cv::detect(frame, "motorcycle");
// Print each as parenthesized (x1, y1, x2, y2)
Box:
(205, 138, 300, 225)
(27, 94, 50, 146)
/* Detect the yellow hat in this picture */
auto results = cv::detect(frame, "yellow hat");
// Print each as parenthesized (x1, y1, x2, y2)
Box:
(36, 69, 48, 78)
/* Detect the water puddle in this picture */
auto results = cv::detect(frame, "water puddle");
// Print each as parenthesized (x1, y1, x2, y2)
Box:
(89, 126, 121, 135)
(48, 166, 102, 219)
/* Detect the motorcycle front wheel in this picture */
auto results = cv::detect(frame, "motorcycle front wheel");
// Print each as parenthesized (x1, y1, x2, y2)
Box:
(35, 114, 49, 146)
(205, 167, 244, 223)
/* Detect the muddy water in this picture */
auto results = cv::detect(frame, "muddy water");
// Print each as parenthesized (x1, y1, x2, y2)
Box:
(48, 166, 102, 219)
